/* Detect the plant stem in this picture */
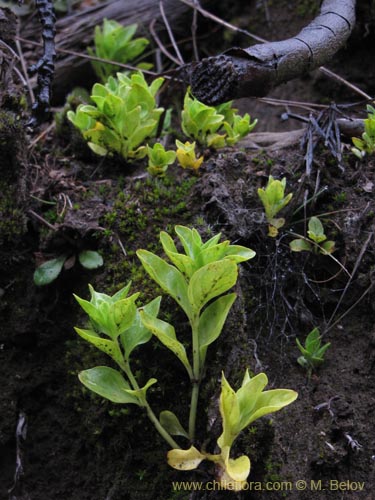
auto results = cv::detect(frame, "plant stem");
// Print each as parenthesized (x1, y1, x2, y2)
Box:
(119, 354, 180, 449)
(145, 403, 180, 449)
(189, 315, 201, 441)
(189, 381, 200, 441)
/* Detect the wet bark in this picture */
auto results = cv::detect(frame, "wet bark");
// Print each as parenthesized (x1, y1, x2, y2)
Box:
(27, 0, 56, 127)
(190, 0, 356, 105)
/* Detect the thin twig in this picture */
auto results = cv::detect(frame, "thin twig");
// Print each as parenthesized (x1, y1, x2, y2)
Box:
(191, 0, 200, 61)
(288, 231, 352, 279)
(28, 122, 56, 150)
(319, 67, 372, 101)
(325, 282, 374, 334)
(178, 0, 267, 43)
(16, 36, 162, 77)
(326, 231, 373, 330)
(15, 38, 35, 102)
(28, 209, 56, 231)
(149, 19, 182, 66)
(159, 1, 185, 65)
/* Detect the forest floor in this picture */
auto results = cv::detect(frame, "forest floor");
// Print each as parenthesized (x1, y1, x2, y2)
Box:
(0, 1, 374, 499)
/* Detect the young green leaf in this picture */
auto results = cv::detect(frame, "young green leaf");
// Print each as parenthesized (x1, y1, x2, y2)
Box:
(198, 293, 236, 364)
(140, 310, 193, 378)
(159, 410, 189, 438)
(137, 249, 190, 317)
(188, 260, 238, 314)
(167, 446, 206, 470)
(33, 255, 67, 286)
(78, 250, 104, 269)
(289, 239, 312, 252)
(79, 366, 140, 404)
(120, 296, 161, 358)
(74, 327, 124, 366)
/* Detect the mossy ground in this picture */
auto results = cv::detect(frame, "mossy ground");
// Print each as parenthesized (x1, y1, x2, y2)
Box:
(1, 1, 375, 498)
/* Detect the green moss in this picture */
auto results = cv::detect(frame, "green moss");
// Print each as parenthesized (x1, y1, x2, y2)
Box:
(0, 182, 26, 244)
(0, 110, 25, 179)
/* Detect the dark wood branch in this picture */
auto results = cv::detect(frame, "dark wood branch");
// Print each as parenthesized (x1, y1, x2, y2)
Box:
(51, 0, 211, 90)
(190, 0, 356, 105)
(27, 0, 56, 127)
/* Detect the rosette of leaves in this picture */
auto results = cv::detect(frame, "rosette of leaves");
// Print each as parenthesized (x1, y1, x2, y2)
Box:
(352, 105, 375, 159)
(289, 217, 335, 255)
(146, 143, 176, 176)
(296, 327, 331, 374)
(74, 283, 181, 448)
(257, 176, 293, 236)
(34, 250, 103, 286)
(175, 139, 204, 171)
(88, 19, 151, 82)
(137, 226, 256, 443)
(168, 370, 297, 491)
(67, 72, 164, 161)
(181, 90, 257, 148)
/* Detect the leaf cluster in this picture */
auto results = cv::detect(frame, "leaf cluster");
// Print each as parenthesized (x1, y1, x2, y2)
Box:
(146, 143, 176, 176)
(34, 250, 103, 286)
(67, 72, 164, 161)
(75, 283, 161, 405)
(290, 217, 335, 255)
(182, 90, 257, 148)
(88, 20, 151, 82)
(257, 176, 293, 236)
(352, 105, 375, 159)
(168, 371, 297, 491)
(296, 327, 331, 372)
(137, 226, 255, 370)
(175, 140, 204, 171)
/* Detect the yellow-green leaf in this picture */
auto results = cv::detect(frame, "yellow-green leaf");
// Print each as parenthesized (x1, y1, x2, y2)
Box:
(167, 446, 206, 470)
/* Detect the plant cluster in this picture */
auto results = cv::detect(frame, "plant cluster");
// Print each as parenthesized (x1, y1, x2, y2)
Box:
(146, 143, 176, 176)
(290, 216, 335, 255)
(74, 226, 297, 490)
(88, 19, 151, 82)
(296, 327, 331, 375)
(182, 90, 257, 148)
(175, 139, 204, 171)
(352, 104, 375, 159)
(34, 250, 103, 286)
(67, 72, 164, 160)
(257, 176, 293, 236)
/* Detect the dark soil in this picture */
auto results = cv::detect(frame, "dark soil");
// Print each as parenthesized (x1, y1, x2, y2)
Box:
(1, 1, 375, 500)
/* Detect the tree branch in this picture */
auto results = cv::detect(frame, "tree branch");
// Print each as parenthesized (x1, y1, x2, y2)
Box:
(190, 0, 356, 105)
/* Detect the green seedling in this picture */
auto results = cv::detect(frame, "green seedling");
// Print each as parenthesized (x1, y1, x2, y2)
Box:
(67, 71, 164, 161)
(74, 226, 297, 490)
(168, 370, 297, 490)
(352, 104, 375, 159)
(88, 19, 151, 82)
(289, 217, 335, 255)
(34, 250, 103, 286)
(175, 140, 204, 171)
(181, 89, 257, 148)
(137, 225, 256, 442)
(74, 283, 179, 448)
(146, 143, 176, 176)
(296, 327, 331, 375)
(257, 176, 293, 236)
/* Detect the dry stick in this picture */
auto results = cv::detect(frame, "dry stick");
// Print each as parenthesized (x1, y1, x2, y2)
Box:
(191, 0, 200, 61)
(324, 282, 374, 334)
(325, 231, 373, 332)
(149, 19, 182, 67)
(16, 36, 163, 78)
(187, 0, 365, 105)
(159, 1, 185, 65)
